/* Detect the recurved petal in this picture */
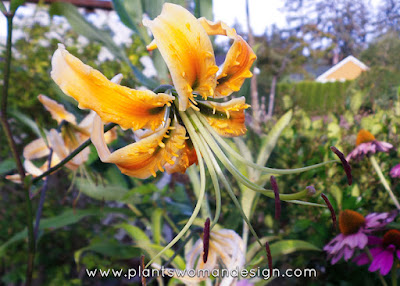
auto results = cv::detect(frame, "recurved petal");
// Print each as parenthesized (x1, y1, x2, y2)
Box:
(23, 137, 50, 160)
(47, 129, 86, 170)
(165, 140, 198, 174)
(199, 97, 249, 137)
(215, 36, 256, 97)
(143, 3, 218, 110)
(38, 94, 77, 124)
(199, 18, 256, 97)
(198, 17, 237, 37)
(92, 116, 187, 179)
(51, 44, 174, 131)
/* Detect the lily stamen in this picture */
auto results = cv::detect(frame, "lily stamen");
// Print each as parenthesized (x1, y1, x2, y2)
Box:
(330, 146, 352, 185)
(203, 218, 210, 263)
(270, 176, 281, 220)
(321, 193, 337, 230)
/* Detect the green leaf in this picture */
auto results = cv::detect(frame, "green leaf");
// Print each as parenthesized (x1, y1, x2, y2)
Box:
(0, 209, 99, 256)
(76, 178, 130, 202)
(257, 110, 293, 166)
(0, 1, 7, 14)
(49, 2, 156, 88)
(75, 240, 141, 266)
(112, 0, 142, 34)
(10, 0, 25, 13)
(117, 223, 151, 243)
(0, 159, 16, 175)
(249, 239, 320, 266)
(151, 209, 163, 245)
(141, 0, 164, 19)
(194, 0, 213, 19)
(10, 109, 42, 139)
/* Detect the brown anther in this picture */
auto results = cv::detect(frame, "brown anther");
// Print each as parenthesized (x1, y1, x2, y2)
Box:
(141, 255, 146, 286)
(203, 218, 210, 263)
(321, 193, 337, 231)
(339, 210, 366, 235)
(330, 146, 352, 185)
(270, 176, 281, 220)
(383, 229, 400, 248)
(265, 241, 273, 273)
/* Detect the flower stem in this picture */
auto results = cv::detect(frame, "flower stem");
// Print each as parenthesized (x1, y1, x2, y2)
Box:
(0, 13, 36, 286)
(392, 259, 397, 286)
(370, 156, 400, 210)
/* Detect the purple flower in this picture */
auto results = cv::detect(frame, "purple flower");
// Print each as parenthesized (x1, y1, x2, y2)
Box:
(237, 280, 255, 286)
(346, 129, 393, 161)
(353, 230, 400, 276)
(324, 210, 397, 264)
(390, 164, 400, 178)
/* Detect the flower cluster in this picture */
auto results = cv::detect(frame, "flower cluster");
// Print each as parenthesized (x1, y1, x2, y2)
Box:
(324, 210, 397, 264)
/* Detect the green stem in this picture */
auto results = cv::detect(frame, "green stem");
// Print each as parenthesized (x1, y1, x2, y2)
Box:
(392, 259, 397, 286)
(197, 113, 338, 174)
(370, 156, 400, 210)
(0, 13, 35, 286)
(32, 123, 116, 183)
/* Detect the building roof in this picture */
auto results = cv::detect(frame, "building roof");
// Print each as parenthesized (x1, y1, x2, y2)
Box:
(316, 55, 369, 83)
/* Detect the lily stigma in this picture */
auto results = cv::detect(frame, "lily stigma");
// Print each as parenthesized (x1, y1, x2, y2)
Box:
(50, 3, 342, 267)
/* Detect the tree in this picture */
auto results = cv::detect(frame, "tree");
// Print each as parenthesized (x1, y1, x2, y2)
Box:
(283, 0, 370, 58)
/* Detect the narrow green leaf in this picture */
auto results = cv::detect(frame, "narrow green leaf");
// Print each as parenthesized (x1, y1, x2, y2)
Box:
(152, 209, 163, 245)
(194, 0, 213, 19)
(76, 178, 130, 202)
(75, 240, 141, 266)
(141, 0, 164, 19)
(0, 1, 7, 14)
(117, 223, 151, 243)
(256, 110, 293, 166)
(0, 158, 16, 175)
(10, 0, 25, 13)
(10, 110, 42, 139)
(49, 2, 156, 88)
(0, 209, 100, 256)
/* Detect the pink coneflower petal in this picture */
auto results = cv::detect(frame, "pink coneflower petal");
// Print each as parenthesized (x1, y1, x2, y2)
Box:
(365, 211, 398, 231)
(369, 248, 394, 276)
(390, 164, 400, 178)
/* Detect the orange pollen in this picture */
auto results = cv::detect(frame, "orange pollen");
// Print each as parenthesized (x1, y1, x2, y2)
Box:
(339, 210, 366, 235)
(356, 129, 376, 146)
(383, 229, 400, 248)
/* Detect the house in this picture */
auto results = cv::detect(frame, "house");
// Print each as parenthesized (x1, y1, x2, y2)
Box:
(316, 55, 369, 83)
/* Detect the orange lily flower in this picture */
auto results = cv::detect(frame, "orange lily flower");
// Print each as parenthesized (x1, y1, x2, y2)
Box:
(50, 3, 255, 180)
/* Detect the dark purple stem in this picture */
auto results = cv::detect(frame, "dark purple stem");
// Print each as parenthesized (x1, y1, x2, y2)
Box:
(265, 241, 273, 272)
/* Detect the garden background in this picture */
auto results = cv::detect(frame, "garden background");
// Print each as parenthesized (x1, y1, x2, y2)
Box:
(1, 0, 400, 285)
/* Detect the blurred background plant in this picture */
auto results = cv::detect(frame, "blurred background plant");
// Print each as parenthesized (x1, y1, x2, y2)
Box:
(1, 0, 400, 285)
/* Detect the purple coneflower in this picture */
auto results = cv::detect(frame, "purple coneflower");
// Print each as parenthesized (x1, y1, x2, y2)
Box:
(390, 164, 400, 178)
(353, 229, 400, 276)
(346, 129, 393, 161)
(324, 210, 397, 264)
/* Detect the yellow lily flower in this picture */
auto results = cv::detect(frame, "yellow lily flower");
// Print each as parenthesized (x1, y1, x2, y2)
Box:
(6, 94, 116, 183)
(50, 3, 255, 180)
(152, 229, 245, 285)
(49, 2, 334, 268)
